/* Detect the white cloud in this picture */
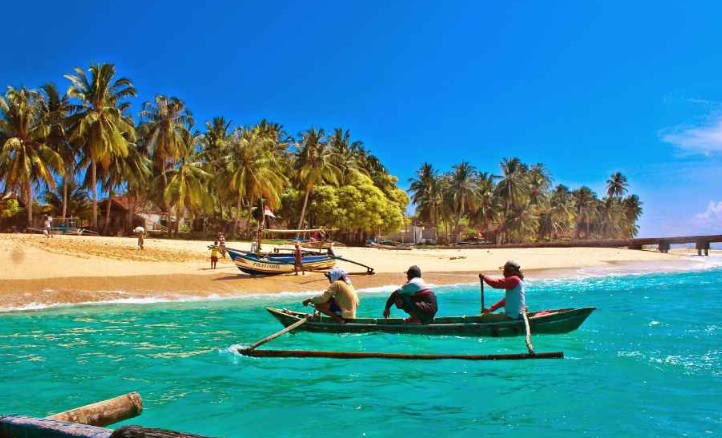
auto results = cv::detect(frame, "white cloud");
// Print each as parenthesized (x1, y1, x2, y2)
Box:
(661, 117, 722, 155)
(691, 200, 722, 231)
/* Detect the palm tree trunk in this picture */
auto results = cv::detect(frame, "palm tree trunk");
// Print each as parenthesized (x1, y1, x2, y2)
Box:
(26, 181, 33, 228)
(297, 188, 311, 230)
(103, 189, 113, 235)
(91, 162, 98, 229)
(62, 174, 68, 220)
(235, 196, 242, 235)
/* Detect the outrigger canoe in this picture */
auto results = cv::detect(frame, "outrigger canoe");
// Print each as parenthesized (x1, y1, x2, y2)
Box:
(227, 248, 336, 276)
(266, 306, 596, 337)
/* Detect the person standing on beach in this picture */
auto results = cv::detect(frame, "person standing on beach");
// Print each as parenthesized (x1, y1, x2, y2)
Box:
(217, 232, 226, 258)
(134, 226, 145, 250)
(210, 241, 220, 269)
(479, 260, 526, 319)
(294, 242, 305, 275)
(43, 215, 53, 238)
(326, 241, 336, 257)
(383, 265, 438, 324)
(303, 267, 359, 323)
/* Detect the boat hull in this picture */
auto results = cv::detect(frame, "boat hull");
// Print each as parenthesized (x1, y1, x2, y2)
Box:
(266, 306, 595, 337)
(227, 248, 336, 275)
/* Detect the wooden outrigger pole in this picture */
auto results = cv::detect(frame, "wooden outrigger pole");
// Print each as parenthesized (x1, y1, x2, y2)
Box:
(239, 349, 562, 360)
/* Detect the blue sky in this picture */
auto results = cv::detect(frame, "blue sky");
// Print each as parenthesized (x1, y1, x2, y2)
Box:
(2, 0, 721, 237)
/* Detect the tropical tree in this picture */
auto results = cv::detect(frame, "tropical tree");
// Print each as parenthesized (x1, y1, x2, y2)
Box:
(163, 131, 213, 234)
(40, 83, 76, 220)
(622, 194, 643, 237)
(0, 86, 63, 226)
(294, 128, 339, 229)
(448, 161, 478, 241)
(223, 126, 286, 234)
(65, 63, 137, 229)
(573, 186, 598, 239)
(606, 172, 628, 199)
(408, 162, 442, 229)
(138, 95, 194, 184)
(329, 128, 363, 184)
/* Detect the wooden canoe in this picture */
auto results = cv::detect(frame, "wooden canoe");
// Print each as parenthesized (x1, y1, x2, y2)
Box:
(227, 248, 336, 276)
(266, 306, 595, 337)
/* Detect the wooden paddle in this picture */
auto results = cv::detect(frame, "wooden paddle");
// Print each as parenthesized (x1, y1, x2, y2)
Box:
(479, 274, 485, 314)
(246, 315, 311, 352)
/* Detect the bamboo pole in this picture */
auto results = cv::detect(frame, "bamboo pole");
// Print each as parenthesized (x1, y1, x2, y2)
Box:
(47, 392, 143, 427)
(238, 348, 563, 360)
(521, 308, 535, 355)
(246, 315, 310, 351)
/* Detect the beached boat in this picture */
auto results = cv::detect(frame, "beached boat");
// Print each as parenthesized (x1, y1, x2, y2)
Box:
(265, 306, 595, 337)
(226, 248, 336, 276)
(367, 240, 414, 250)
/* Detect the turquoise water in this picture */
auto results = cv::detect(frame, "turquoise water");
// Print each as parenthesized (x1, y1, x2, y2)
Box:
(1, 268, 721, 437)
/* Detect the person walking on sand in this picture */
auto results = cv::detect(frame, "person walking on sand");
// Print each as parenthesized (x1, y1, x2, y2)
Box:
(479, 260, 526, 319)
(134, 226, 145, 250)
(302, 267, 359, 323)
(383, 265, 438, 324)
(210, 241, 220, 269)
(294, 242, 305, 275)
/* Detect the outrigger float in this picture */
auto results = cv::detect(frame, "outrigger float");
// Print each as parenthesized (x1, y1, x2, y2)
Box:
(237, 279, 593, 361)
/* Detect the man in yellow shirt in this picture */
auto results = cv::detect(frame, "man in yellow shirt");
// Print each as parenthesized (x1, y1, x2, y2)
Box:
(303, 267, 359, 323)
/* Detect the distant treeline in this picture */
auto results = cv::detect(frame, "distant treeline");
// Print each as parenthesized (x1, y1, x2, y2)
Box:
(0, 62, 640, 244)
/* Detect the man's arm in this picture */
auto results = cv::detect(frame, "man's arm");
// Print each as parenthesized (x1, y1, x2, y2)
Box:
(483, 276, 521, 290)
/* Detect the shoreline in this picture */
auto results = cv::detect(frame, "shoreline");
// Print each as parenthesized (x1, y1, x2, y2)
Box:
(1, 233, 718, 312)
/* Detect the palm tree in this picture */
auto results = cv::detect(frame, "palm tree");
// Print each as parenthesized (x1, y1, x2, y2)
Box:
(294, 128, 338, 229)
(472, 171, 499, 235)
(138, 95, 194, 184)
(163, 131, 213, 234)
(329, 128, 363, 184)
(65, 63, 137, 229)
(43, 180, 92, 222)
(223, 126, 286, 234)
(408, 162, 442, 228)
(448, 161, 478, 242)
(622, 194, 643, 237)
(545, 184, 575, 239)
(495, 157, 529, 243)
(606, 172, 628, 199)
(573, 186, 598, 239)
(0, 86, 63, 226)
(40, 83, 75, 220)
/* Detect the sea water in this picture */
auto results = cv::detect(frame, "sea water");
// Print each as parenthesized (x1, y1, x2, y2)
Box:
(1, 265, 721, 437)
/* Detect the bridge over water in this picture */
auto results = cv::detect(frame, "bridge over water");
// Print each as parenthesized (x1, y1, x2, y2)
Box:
(474, 234, 722, 256)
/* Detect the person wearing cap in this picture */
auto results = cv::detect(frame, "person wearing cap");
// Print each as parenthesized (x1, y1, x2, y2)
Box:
(383, 265, 438, 324)
(479, 260, 526, 319)
(302, 267, 359, 323)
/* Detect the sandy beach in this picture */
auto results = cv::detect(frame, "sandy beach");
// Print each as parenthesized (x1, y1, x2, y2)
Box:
(0, 233, 705, 310)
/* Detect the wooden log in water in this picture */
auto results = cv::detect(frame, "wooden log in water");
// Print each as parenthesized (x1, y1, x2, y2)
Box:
(238, 348, 563, 360)
(110, 425, 213, 438)
(47, 392, 143, 427)
(0, 415, 112, 438)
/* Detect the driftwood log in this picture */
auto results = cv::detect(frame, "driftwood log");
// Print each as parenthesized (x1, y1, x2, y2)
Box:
(110, 426, 213, 438)
(47, 392, 143, 427)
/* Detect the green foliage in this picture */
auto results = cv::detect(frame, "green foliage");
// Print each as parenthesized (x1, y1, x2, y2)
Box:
(1, 199, 21, 218)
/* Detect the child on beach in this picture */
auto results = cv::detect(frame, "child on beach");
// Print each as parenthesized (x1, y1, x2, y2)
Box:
(210, 242, 220, 269)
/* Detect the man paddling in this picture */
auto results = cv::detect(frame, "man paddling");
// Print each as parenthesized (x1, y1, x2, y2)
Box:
(383, 265, 438, 324)
(303, 267, 359, 323)
(480, 260, 526, 319)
